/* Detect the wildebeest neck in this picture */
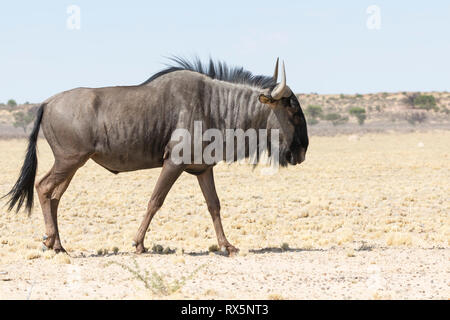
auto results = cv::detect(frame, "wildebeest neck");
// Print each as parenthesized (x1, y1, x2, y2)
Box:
(201, 79, 271, 133)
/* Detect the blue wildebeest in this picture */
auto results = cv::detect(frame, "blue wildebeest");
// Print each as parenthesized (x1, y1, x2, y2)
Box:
(4, 57, 308, 255)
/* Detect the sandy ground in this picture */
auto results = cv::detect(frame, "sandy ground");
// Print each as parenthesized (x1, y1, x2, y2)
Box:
(0, 248, 448, 300)
(0, 131, 449, 299)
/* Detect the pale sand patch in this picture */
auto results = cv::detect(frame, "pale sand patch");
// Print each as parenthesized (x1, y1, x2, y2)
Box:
(0, 249, 448, 299)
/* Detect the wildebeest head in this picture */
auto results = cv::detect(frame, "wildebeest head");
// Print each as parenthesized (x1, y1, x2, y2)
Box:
(258, 59, 309, 167)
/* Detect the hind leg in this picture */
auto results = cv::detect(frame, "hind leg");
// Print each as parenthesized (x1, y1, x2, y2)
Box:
(36, 155, 88, 251)
(47, 171, 76, 252)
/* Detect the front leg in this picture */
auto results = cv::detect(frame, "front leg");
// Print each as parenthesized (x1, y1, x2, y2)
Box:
(133, 160, 184, 254)
(197, 167, 238, 256)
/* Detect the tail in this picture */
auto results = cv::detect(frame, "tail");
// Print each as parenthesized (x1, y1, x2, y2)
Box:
(3, 104, 45, 214)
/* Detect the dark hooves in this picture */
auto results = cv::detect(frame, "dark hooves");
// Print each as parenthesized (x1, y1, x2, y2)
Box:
(218, 245, 239, 257)
(135, 248, 147, 254)
(135, 246, 147, 254)
(226, 246, 239, 257)
(133, 241, 147, 254)
(41, 243, 66, 254)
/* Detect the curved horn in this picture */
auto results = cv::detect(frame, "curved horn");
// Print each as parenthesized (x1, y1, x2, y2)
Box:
(273, 57, 279, 82)
(271, 60, 287, 100)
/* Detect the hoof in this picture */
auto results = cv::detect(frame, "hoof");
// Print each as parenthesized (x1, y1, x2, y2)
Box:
(226, 245, 239, 257)
(54, 247, 67, 254)
(135, 243, 146, 254)
(42, 234, 48, 241)
(131, 241, 137, 247)
(41, 244, 49, 252)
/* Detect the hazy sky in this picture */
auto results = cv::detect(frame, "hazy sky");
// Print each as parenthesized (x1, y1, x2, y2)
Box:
(1, 1, 449, 103)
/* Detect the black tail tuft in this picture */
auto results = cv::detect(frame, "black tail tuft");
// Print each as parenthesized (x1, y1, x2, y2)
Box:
(3, 104, 45, 214)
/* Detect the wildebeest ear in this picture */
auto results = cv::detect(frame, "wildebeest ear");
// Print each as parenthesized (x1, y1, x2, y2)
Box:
(259, 94, 275, 106)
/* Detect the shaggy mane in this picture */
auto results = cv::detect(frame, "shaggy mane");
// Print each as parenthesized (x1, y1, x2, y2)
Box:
(141, 56, 275, 89)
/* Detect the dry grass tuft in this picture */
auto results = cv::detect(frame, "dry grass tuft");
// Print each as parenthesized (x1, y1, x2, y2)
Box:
(386, 233, 413, 246)
(208, 244, 219, 252)
(106, 259, 205, 296)
(53, 253, 71, 264)
(25, 250, 41, 260)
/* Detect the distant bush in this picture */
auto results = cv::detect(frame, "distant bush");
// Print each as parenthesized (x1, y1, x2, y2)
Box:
(405, 112, 427, 125)
(13, 110, 35, 133)
(403, 93, 438, 111)
(348, 106, 366, 113)
(7, 99, 17, 107)
(324, 113, 348, 126)
(307, 118, 319, 126)
(402, 93, 418, 107)
(305, 105, 323, 119)
(324, 113, 340, 122)
(413, 94, 438, 111)
(334, 115, 349, 126)
(348, 107, 367, 125)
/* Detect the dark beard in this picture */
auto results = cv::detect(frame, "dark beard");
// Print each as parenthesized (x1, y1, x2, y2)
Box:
(278, 144, 289, 167)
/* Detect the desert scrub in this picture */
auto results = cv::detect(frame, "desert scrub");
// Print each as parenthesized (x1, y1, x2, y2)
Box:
(324, 113, 349, 126)
(13, 110, 35, 133)
(413, 94, 438, 111)
(152, 244, 164, 254)
(208, 244, 219, 252)
(348, 107, 367, 125)
(106, 259, 205, 296)
(307, 117, 319, 125)
(7, 99, 17, 107)
(305, 105, 323, 120)
(403, 93, 438, 111)
(97, 248, 109, 256)
(152, 244, 175, 254)
(305, 105, 323, 126)
(405, 111, 427, 125)
(356, 241, 373, 252)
